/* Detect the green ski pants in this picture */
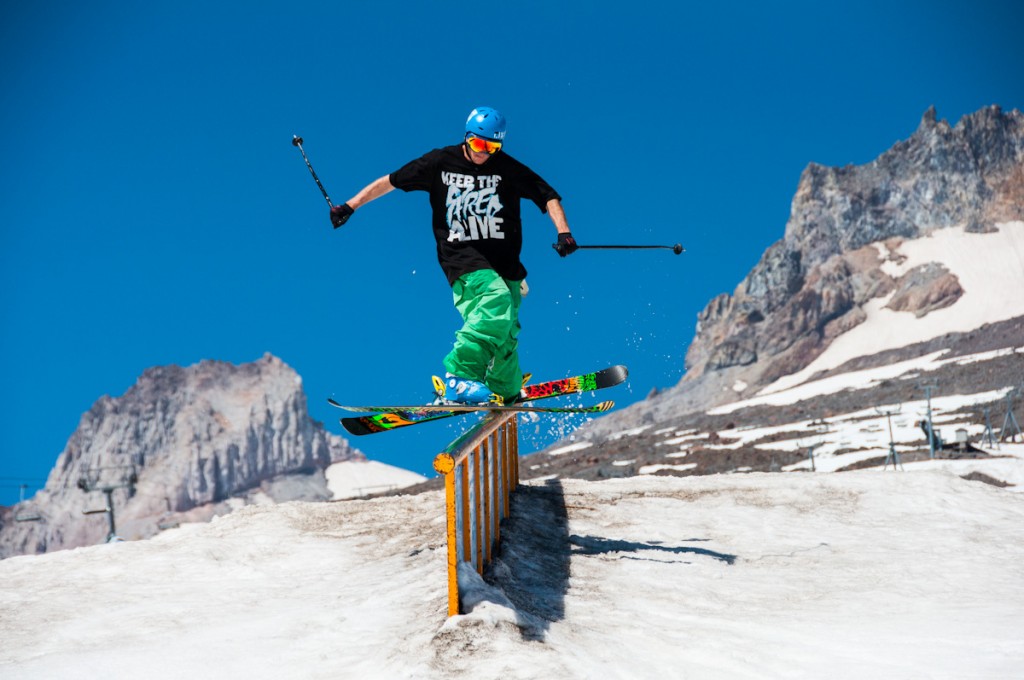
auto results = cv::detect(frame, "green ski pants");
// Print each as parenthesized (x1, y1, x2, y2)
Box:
(443, 269, 523, 400)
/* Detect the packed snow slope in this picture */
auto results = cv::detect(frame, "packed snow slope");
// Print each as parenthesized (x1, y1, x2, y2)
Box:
(3, 461, 1023, 679)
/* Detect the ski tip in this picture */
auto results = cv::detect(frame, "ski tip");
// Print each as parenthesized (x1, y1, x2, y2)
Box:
(594, 365, 628, 385)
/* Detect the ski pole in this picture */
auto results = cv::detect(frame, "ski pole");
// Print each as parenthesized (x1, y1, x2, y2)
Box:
(553, 243, 685, 255)
(291, 135, 334, 208)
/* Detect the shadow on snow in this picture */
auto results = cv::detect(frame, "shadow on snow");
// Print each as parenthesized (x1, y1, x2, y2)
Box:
(485, 479, 736, 642)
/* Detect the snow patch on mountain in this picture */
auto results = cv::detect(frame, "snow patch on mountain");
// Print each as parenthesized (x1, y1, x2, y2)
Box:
(325, 460, 427, 500)
(713, 347, 1024, 414)
(764, 221, 1024, 395)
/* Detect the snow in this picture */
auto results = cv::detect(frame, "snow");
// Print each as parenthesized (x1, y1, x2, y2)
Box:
(5, 320, 1024, 678)
(638, 462, 698, 474)
(703, 387, 1018, 475)
(909, 445, 1024, 488)
(546, 441, 594, 456)
(325, 459, 427, 499)
(763, 221, 1024, 395)
(608, 424, 651, 440)
(712, 347, 1024, 414)
(2, 467, 1023, 678)
(4, 224, 1024, 677)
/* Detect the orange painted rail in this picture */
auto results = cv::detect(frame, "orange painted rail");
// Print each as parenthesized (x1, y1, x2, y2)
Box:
(433, 411, 519, 617)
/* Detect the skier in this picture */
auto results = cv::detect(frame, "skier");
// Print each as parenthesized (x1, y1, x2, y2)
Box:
(329, 106, 578, 404)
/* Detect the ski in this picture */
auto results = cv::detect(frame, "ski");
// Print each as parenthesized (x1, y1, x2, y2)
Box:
(338, 401, 614, 436)
(334, 401, 615, 414)
(333, 364, 627, 436)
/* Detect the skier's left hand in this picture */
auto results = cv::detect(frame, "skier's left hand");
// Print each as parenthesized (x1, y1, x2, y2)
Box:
(554, 232, 578, 257)
(330, 203, 354, 228)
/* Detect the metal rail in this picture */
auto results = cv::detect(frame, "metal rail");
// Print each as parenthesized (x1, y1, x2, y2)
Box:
(433, 411, 520, 617)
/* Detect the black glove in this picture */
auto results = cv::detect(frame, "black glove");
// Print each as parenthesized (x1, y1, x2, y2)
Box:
(330, 203, 354, 228)
(554, 232, 578, 257)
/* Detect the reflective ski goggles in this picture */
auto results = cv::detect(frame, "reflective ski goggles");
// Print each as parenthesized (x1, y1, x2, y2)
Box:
(465, 134, 502, 155)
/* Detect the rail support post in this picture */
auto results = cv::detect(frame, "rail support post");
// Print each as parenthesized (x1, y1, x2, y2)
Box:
(433, 412, 519, 617)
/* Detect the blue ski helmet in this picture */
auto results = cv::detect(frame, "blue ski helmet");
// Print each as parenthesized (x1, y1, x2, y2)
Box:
(466, 107, 507, 142)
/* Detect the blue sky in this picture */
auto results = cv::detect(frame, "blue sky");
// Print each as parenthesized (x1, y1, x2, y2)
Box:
(2, 0, 1021, 504)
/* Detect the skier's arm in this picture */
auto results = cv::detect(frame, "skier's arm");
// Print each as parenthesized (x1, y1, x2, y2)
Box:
(347, 175, 395, 209)
(330, 175, 395, 227)
(547, 199, 578, 256)
(546, 198, 570, 234)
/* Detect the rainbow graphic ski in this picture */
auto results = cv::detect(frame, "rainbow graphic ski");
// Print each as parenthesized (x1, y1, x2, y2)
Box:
(331, 365, 627, 436)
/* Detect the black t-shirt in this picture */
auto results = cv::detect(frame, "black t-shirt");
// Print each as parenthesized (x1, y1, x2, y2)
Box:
(389, 145, 561, 286)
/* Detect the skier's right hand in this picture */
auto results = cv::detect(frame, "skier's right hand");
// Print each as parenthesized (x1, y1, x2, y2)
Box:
(330, 203, 354, 228)
(554, 232, 578, 257)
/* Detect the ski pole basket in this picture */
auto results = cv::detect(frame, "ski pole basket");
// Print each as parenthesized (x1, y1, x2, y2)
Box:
(432, 411, 520, 617)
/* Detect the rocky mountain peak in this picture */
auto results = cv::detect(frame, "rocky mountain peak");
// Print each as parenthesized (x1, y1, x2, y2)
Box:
(0, 354, 362, 557)
(786, 105, 1022, 266)
(682, 105, 1023, 404)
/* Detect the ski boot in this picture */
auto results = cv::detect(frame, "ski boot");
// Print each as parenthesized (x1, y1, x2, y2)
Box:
(489, 372, 532, 406)
(431, 373, 496, 405)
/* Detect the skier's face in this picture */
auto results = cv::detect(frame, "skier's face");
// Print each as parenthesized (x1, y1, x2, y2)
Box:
(467, 147, 492, 165)
(464, 134, 501, 165)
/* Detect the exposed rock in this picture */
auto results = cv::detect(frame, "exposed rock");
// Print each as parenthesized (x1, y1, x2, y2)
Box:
(0, 354, 362, 558)
(684, 105, 1023, 392)
(706, 341, 757, 370)
(885, 263, 963, 317)
(823, 306, 867, 341)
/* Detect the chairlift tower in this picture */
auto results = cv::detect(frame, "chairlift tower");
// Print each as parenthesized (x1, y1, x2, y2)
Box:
(1000, 387, 1023, 443)
(804, 419, 829, 472)
(876, 404, 904, 471)
(981, 406, 998, 449)
(920, 383, 939, 459)
(806, 443, 822, 472)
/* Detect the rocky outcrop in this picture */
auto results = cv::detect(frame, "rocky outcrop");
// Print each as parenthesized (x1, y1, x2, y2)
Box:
(885, 263, 963, 317)
(0, 354, 362, 557)
(683, 105, 1024, 393)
